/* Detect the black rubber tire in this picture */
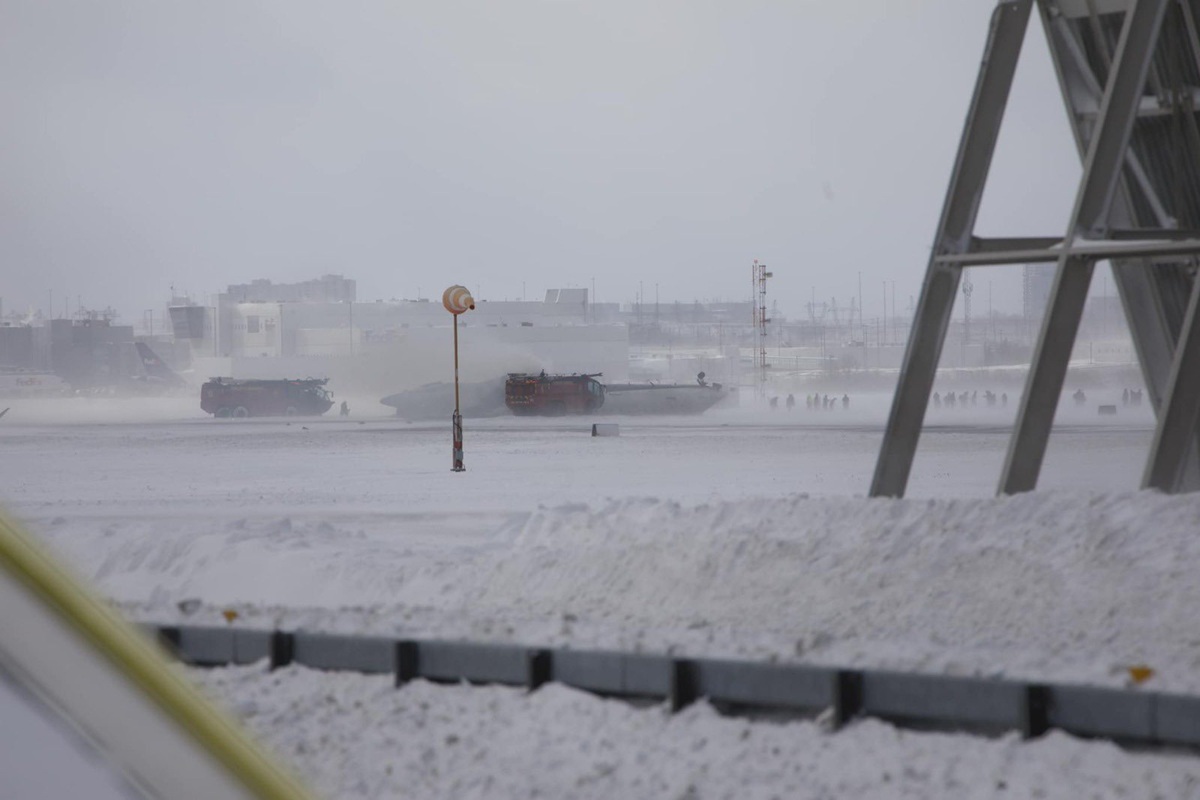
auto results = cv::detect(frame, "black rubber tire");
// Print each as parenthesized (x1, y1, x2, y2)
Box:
(215, 407, 232, 419)
(233, 406, 250, 418)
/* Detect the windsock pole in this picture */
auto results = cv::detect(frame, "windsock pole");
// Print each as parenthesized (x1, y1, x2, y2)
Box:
(453, 313, 461, 413)
(452, 315, 464, 471)
(443, 285, 474, 472)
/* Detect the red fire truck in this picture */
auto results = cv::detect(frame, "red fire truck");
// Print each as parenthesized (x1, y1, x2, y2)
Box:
(504, 372, 605, 416)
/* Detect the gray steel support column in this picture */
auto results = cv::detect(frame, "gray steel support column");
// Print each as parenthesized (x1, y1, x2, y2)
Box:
(1040, 0, 1200, 491)
(870, 0, 1032, 498)
(1111, 262, 1200, 490)
(1000, 255, 1096, 492)
(1143, 272, 1200, 491)
(1000, 0, 1170, 494)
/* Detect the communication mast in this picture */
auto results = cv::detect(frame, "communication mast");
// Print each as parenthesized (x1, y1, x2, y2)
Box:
(751, 260, 772, 397)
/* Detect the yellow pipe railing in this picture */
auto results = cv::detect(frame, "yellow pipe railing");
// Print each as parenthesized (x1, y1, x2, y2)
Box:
(0, 508, 318, 800)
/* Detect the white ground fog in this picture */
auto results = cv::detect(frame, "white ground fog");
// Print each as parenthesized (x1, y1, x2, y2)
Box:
(3, 393, 1200, 798)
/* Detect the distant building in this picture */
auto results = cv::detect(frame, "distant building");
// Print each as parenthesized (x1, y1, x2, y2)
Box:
(223, 274, 356, 304)
(163, 279, 630, 385)
(0, 325, 35, 369)
(0, 318, 140, 389)
(544, 288, 588, 307)
(1023, 264, 1055, 327)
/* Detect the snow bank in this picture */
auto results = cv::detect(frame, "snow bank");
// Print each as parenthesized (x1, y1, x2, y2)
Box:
(40, 490, 1200, 692)
(190, 664, 1200, 800)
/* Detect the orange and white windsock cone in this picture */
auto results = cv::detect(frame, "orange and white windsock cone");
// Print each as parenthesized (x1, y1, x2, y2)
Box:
(443, 285, 475, 315)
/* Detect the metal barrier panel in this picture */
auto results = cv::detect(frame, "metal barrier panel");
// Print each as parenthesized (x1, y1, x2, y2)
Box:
(861, 670, 1028, 730)
(689, 658, 837, 712)
(417, 641, 530, 686)
(1046, 684, 1154, 740)
(1154, 693, 1200, 746)
(233, 630, 273, 665)
(552, 649, 673, 697)
(292, 633, 395, 674)
(175, 627, 235, 666)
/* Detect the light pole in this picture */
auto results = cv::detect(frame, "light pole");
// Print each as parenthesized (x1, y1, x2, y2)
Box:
(443, 285, 475, 472)
(891, 281, 896, 345)
(858, 270, 864, 347)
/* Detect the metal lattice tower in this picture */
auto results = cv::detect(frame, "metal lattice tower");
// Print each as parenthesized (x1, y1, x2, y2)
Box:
(872, 0, 1200, 497)
(751, 260, 771, 397)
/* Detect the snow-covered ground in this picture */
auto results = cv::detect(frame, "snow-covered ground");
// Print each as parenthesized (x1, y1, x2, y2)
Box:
(3, 392, 1200, 798)
(191, 666, 1200, 800)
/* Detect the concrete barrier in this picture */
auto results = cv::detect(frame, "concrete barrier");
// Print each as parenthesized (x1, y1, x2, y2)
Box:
(153, 623, 1200, 749)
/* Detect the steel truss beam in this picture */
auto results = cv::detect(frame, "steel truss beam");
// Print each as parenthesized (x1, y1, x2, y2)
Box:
(872, 0, 1200, 497)
(938, 235, 1200, 266)
(1042, 0, 1200, 489)
(871, 0, 1033, 498)
(1143, 270, 1200, 490)
(1004, 0, 1170, 493)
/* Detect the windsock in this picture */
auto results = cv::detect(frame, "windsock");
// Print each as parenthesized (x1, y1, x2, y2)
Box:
(443, 285, 475, 315)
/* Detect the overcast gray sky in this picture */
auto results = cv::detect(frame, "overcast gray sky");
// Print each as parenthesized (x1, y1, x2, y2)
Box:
(1, 1, 1083, 323)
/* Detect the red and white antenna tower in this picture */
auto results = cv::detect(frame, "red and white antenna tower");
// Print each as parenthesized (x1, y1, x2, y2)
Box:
(751, 260, 772, 398)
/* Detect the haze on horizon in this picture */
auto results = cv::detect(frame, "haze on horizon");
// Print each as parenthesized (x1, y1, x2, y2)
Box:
(2, 1, 1086, 323)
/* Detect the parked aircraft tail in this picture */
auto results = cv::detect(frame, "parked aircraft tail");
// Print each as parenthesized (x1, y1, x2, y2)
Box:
(135, 342, 188, 388)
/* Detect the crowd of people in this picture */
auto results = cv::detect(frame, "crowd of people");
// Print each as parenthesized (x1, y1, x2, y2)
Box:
(932, 389, 1007, 408)
(770, 393, 851, 410)
(766, 386, 1145, 414)
(931, 386, 1144, 410)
